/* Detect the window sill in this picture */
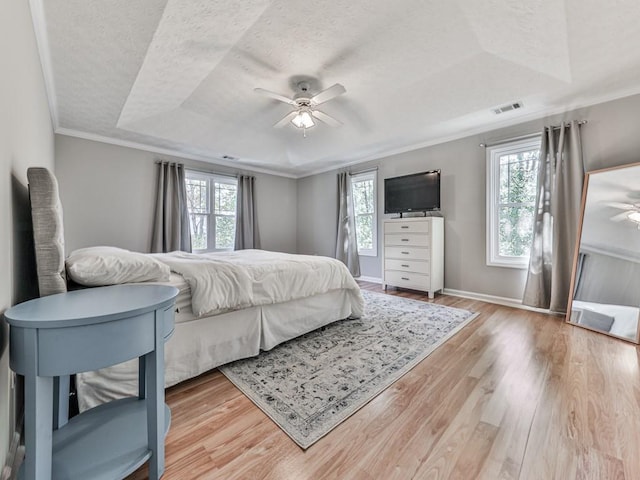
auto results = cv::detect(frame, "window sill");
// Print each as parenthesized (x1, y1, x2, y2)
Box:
(193, 248, 234, 253)
(486, 261, 528, 270)
(358, 251, 377, 257)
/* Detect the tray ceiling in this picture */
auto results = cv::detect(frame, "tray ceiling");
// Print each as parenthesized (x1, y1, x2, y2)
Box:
(37, 0, 640, 176)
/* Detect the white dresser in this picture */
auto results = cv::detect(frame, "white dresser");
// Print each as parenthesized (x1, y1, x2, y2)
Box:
(382, 217, 444, 298)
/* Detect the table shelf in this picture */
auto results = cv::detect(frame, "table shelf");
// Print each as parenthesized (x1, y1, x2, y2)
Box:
(6, 285, 178, 480)
(18, 398, 171, 480)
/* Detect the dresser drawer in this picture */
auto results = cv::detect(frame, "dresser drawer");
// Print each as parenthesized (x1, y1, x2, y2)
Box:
(385, 221, 430, 234)
(384, 270, 430, 290)
(384, 246, 430, 260)
(385, 258, 430, 274)
(384, 233, 430, 247)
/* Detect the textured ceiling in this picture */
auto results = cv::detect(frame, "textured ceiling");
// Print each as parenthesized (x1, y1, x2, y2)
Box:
(39, 0, 640, 176)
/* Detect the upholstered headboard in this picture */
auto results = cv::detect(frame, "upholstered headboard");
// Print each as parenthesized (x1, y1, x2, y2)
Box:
(27, 167, 67, 296)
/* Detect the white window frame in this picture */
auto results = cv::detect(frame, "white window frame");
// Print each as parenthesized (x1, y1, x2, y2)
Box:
(486, 137, 541, 268)
(185, 170, 238, 253)
(351, 170, 378, 257)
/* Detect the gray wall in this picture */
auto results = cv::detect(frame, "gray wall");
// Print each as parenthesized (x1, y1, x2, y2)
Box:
(55, 92, 640, 301)
(297, 93, 640, 300)
(296, 172, 338, 258)
(0, 0, 55, 469)
(575, 252, 640, 308)
(55, 135, 298, 255)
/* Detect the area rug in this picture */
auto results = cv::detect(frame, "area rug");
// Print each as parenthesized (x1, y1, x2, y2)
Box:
(219, 290, 479, 449)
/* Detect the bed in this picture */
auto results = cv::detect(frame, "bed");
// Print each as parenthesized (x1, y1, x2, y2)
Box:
(26, 167, 364, 411)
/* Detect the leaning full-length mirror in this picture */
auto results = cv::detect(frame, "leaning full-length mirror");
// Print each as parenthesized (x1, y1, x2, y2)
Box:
(567, 162, 640, 343)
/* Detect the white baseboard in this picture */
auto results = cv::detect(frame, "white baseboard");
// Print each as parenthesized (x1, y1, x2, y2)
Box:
(443, 288, 554, 314)
(357, 278, 554, 315)
(358, 275, 382, 284)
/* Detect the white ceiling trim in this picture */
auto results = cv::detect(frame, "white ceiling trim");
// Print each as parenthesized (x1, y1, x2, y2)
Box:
(29, 2, 640, 180)
(55, 127, 298, 179)
(56, 77, 640, 181)
(300, 83, 640, 178)
(581, 243, 640, 266)
(29, 0, 58, 129)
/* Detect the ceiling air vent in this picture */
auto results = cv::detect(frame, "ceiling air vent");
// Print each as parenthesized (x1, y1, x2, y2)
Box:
(493, 102, 523, 115)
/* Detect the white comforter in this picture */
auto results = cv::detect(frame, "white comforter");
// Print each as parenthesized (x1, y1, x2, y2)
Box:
(155, 249, 364, 317)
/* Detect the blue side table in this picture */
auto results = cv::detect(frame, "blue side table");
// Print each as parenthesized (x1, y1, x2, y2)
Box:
(5, 284, 178, 480)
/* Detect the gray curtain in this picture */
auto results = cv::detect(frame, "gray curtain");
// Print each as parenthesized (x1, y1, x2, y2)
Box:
(336, 172, 360, 276)
(234, 175, 261, 250)
(523, 121, 584, 312)
(150, 162, 192, 253)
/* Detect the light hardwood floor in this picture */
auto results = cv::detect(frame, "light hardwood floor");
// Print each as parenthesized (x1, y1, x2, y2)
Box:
(128, 282, 640, 480)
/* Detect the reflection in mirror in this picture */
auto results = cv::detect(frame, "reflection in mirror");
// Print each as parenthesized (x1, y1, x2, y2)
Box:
(567, 162, 640, 343)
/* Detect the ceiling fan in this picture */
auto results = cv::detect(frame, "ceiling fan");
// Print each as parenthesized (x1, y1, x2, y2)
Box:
(254, 81, 346, 135)
(608, 201, 640, 223)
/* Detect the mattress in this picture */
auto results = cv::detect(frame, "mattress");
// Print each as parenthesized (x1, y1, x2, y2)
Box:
(144, 273, 204, 324)
(75, 250, 364, 410)
(76, 288, 356, 411)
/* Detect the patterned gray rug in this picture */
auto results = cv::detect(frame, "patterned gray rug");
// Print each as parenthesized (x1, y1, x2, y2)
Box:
(219, 290, 478, 449)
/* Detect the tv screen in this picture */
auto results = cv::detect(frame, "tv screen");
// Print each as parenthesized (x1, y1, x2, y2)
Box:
(384, 170, 441, 214)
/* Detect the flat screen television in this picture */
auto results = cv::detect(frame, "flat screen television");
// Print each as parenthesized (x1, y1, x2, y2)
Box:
(384, 170, 441, 214)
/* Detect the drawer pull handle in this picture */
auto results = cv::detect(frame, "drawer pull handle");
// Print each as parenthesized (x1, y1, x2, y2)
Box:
(401, 239, 409, 242)
(401, 264, 410, 268)
(401, 251, 409, 255)
(401, 226, 409, 229)
(401, 277, 410, 281)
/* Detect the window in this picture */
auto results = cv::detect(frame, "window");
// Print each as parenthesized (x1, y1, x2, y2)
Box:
(185, 170, 237, 252)
(351, 171, 377, 256)
(486, 137, 541, 268)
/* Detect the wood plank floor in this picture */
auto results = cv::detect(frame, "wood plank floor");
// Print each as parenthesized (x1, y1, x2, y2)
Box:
(128, 282, 640, 479)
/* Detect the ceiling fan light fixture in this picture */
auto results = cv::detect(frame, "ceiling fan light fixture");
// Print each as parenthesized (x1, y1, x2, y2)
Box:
(628, 211, 640, 223)
(291, 110, 315, 129)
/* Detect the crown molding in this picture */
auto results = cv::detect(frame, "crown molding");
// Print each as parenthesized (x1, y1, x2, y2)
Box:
(55, 128, 299, 179)
(299, 85, 640, 178)
(29, 1, 640, 180)
(581, 243, 640, 265)
(57, 80, 640, 181)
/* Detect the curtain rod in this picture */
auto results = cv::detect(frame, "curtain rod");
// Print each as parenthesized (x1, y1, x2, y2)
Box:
(479, 120, 588, 148)
(155, 161, 238, 179)
(185, 167, 237, 179)
(349, 167, 378, 176)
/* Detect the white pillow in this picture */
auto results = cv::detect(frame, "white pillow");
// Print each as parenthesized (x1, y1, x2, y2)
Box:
(66, 246, 171, 286)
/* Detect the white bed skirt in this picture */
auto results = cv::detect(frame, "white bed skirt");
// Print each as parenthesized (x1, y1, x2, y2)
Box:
(77, 289, 356, 411)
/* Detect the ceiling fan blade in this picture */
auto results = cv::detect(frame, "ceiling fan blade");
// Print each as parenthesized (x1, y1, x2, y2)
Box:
(273, 111, 298, 128)
(311, 110, 342, 127)
(611, 211, 633, 222)
(607, 202, 635, 210)
(254, 88, 296, 106)
(310, 83, 346, 105)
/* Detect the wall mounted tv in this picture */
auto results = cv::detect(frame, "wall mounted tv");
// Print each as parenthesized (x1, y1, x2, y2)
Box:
(384, 170, 441, 214)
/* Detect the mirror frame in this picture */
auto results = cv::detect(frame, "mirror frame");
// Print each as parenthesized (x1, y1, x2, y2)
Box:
(565, 162, 640, 344)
